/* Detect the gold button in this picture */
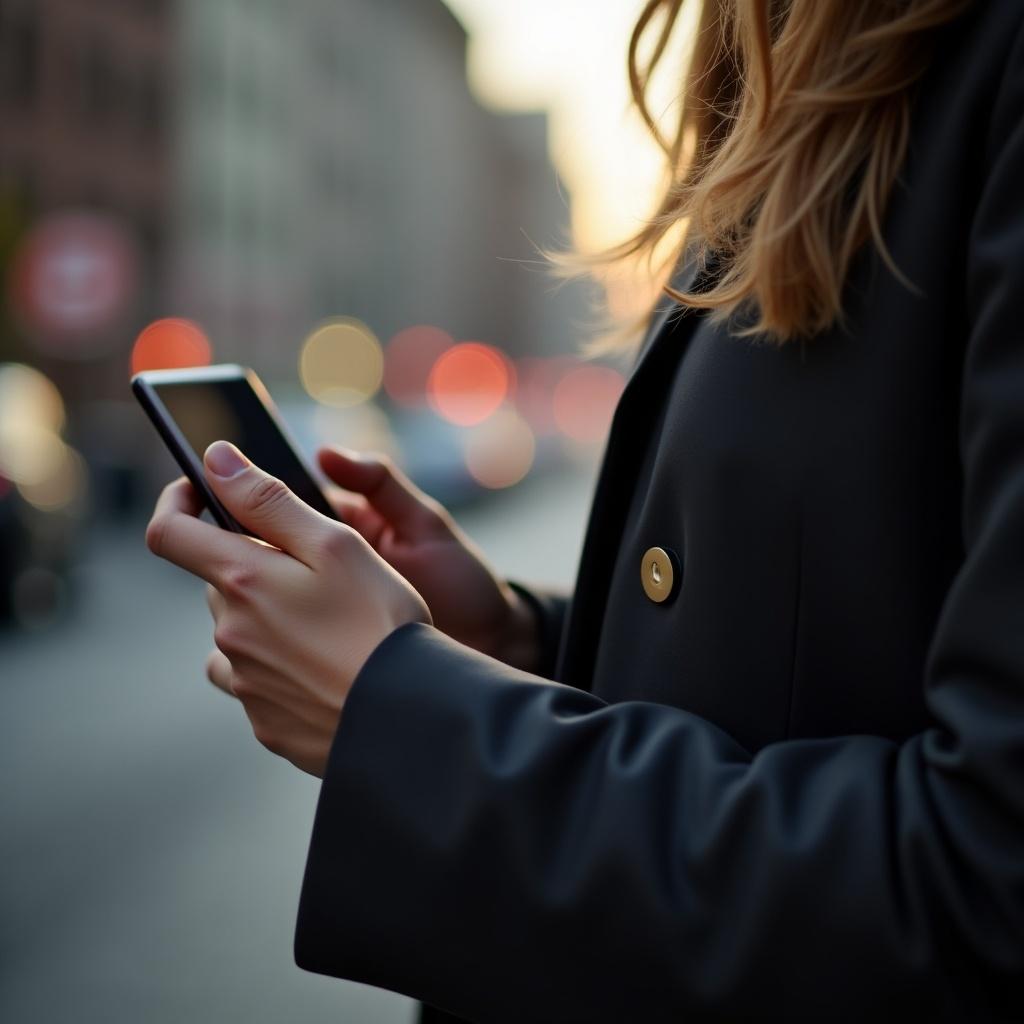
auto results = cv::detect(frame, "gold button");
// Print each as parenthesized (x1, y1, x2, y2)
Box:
(641, 546, 678, 604)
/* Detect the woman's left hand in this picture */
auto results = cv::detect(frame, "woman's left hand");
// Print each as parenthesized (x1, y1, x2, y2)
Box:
(145, 440, 431, 777)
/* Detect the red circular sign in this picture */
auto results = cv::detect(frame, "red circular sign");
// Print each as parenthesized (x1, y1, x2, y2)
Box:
(9, 210, 139, 357)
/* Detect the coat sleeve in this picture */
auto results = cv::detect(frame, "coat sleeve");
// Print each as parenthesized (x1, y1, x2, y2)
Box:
(294, 33, 1024, 1024)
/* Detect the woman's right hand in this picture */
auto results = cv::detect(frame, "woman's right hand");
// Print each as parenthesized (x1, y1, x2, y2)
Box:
(317, 446, 541, 673)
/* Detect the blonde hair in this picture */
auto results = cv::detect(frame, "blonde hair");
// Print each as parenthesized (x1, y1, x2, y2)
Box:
(573, 0, 971, 347)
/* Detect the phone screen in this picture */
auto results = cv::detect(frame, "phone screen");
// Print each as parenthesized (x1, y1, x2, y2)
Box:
(148, 375, 337, 520)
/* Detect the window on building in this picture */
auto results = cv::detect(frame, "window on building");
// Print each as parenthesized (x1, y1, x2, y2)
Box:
(0, 2, 41, 108)
(78, 38, 119, 125)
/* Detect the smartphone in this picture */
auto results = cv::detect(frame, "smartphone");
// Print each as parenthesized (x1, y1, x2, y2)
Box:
(132, 364, 338, 534)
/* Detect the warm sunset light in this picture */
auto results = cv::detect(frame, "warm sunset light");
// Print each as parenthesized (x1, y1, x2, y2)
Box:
(442, 0, 694, 259)
(384, 325, 454, 407)
(299, 318, 384, 408)
(463, 406, 536, 489)
(427, 342, 513, 427)
(130, 318, 212, 376)
(552, 364, 626, 444)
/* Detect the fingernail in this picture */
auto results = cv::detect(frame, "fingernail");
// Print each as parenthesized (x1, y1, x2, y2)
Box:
(205, 441, 249, 479)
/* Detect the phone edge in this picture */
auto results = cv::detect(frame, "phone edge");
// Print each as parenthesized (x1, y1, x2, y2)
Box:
(131, 375, 246, 533)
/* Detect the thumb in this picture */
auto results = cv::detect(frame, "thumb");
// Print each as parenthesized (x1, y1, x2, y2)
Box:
(204, 441, 335, 565)
(318, 447, 446, 538)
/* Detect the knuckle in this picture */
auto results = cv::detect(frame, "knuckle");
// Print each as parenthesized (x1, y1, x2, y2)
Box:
(145, 514, 170, 555)
(245, 475, 290, 517)
(317, 525, 357, 561)
(213, 621, 244, 658)
(230, 672, 253, 700)
(219, 564, 258, 601)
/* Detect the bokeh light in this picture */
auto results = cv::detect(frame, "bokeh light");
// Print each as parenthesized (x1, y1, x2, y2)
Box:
(515, 355, 575, 436)
(299, 318, 384, 407)
(427, 342, 513, 427)
(311, 401, 400, 462)
(0, 426, 66, 487)
(0, 364, 68, 486)
(17, 445, 89, 513)
(0, 363, 66, 434)
(131, 318, 212, 376)
(552, 364, 625, 443)
(8, 209, 140, 359)
(384, 325, 454, 407)
(463, 406, 536, 489)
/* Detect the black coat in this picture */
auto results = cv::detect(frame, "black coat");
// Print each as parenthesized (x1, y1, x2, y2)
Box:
(294, 4, 1024, 1020)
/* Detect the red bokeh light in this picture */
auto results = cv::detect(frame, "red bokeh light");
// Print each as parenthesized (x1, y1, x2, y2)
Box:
(384, 325, 454, 407)
(552, 365, 626, 443)
(515, 356, 576, 436)
(427, 342, 513, 427)
(130, 318, 212, 376)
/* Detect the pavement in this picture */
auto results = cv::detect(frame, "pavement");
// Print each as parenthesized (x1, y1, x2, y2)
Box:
(0, 464, 596, 1024)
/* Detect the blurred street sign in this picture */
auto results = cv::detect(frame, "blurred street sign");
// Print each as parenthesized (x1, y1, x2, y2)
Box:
(8, 210, 139, 358)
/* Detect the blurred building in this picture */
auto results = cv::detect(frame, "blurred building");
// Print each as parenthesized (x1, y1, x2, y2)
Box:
(0, 0, 594, 519)
(169, 0, 585, 374)
(0, 0, 172, 374)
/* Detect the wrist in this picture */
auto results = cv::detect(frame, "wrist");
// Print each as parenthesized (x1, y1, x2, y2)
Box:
(494, 583, 543, 674)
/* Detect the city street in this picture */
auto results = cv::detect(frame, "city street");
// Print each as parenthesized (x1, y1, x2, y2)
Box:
(1, 465, 596, 1024)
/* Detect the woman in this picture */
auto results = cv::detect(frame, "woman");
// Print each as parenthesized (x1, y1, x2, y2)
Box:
(147, 0, 1024, 1019)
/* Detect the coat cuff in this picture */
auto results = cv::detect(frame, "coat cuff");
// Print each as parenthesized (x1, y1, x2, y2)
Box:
(293, 620, 580, 1014)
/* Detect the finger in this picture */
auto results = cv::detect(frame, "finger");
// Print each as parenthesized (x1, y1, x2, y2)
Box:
(204, 441, 343, 567)
(318, 447, 445, 538)
(147, 478, 263, 585)
(205, 649, 236, 696)
(326, 490, 388, 547)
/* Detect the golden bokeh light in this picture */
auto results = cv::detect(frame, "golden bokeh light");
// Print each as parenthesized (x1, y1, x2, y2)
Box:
(300, 318, 384, 408)
(17, 445, 88, 513)
(311, 401, 400, 462)
(427, 342, 512, 426)
(0, 425, 67, 487)
(0, 363, 65, 434)
(463, 406, 536, 489)
(131, 318, 212, 376)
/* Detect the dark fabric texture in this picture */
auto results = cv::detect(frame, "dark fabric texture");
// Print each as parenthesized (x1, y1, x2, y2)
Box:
(296, 5, 1024, 1021)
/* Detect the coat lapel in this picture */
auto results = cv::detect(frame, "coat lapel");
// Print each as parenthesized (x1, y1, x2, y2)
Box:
(556, 262, 703, 689)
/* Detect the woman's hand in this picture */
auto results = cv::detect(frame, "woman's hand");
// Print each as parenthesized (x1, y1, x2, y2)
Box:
(317, 446, 540, 673)
(145, 441, 430, 777)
